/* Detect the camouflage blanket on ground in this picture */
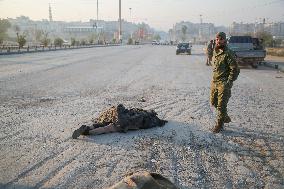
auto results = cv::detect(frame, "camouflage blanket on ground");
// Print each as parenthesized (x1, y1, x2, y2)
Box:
(91, 104, 167, 132)
(108, 171, 178, 189)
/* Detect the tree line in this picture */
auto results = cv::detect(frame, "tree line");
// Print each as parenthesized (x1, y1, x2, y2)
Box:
(0, 19, 109, 48)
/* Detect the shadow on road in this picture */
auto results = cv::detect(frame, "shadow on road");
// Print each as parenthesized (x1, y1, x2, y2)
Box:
(75, 120, 283, 188)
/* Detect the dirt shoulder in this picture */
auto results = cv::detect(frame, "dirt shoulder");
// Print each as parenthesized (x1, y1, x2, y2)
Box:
(265, 55, 284, 66)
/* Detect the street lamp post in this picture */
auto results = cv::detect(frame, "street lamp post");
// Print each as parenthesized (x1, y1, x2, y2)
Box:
(97, 0, 99, 22)
(119, 0, 122, 43)
(129, 8, 132, 22)
(129, 7, 132, 39)
(96, 0, 100, 44)
(199, 14, 203, 40)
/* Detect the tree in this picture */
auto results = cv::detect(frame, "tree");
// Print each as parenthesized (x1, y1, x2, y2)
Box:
(127, 38, 133, 45)
(168, 28, 174, 41)
(71, 38, 76, 46)
(273, 38, 282, 47)
(99, 31, 108, 44)
(16, 32, 27, 48)
(54, 38, 64, 47)
(255, 31, 273, 47)
(35, 30, 43, 43)
(13, 25, 20, 33)
(89, 38, 94, 44)
(0, 19, 11, 44)
(153, 34, 161, 41)
(88, 33, 98, 44)
(41, 32, 50, 47)
(80, 39, 87, 45)
(181, 25, 187, 42)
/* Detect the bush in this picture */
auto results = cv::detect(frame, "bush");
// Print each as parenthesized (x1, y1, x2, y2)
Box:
(16, 33, 26, 48)
(41, 38, 50, 47)
(75, 40, 80, 46)
(266, 48, 284, 57)
(71, 38, 76, 46)
(255, 31, 273, 47)
(98, 40, 104, 45)
(89, 38, 94, 44)
(88, 33, 97, 44)
(80, 39, 87, 45)
(127, 38, 133, 45)
(0, 19, 11, 44)
(54, 38, 64, 47)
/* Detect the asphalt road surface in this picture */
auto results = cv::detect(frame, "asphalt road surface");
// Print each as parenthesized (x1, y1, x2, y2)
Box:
(0, 45, 283, 188)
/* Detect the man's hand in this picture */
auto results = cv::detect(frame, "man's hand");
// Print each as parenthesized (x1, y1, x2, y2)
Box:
(226, 80, 233, 88)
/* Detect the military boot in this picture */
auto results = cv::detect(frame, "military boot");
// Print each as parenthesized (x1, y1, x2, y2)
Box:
(72, 125, 90, 139)
(212, 119, 224, 133)
(224, 115, 231, 123)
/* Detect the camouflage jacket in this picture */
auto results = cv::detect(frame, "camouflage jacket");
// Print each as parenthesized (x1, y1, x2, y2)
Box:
(207, 43, 214, 56)
(212, 46, 239, 83)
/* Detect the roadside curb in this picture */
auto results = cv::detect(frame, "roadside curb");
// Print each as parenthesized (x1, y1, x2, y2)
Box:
(263, 62, 284, 72)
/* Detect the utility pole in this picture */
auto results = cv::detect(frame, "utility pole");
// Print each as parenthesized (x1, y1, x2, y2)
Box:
(49, 3, 53, 22)
(129, 8, 132, 22)
(119, 0, 122, 43)
(129, 8, 132, 39)
(199, 14, 203, 40)
(97, 0, 99, 22)
(95, 0, 100, 44)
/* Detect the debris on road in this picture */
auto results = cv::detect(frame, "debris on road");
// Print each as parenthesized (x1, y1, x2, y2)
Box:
(108, 171, 178, 189)
(139, 97, 146, 102)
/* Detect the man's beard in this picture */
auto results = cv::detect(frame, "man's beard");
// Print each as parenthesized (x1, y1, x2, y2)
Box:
(215, 44, 225, 50)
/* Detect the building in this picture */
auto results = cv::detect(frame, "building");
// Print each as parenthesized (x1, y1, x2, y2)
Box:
(170, 21, 216, 43)
(229, 22, 255, 35)
(266, 22, 284, 37)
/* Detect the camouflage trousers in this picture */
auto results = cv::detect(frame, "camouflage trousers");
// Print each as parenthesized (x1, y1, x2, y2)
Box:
(210, 81, 232, 121)
(206, 55, 212, 66)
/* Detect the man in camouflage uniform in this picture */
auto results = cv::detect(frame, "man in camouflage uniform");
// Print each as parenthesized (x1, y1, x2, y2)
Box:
(210, 32, 240, 133)
(206, 40, 214, 66)
(72, 104, 167, 139)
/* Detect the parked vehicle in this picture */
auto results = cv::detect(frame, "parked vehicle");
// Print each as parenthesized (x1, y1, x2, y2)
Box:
(152, 40, 160, 45)
(227, 36, 266, 68)
(176, 42, 192, 55)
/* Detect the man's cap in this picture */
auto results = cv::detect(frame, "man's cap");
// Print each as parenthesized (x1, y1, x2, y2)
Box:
(216, 32, 226, 39)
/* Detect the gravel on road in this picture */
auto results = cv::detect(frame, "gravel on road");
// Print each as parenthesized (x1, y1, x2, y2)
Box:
(0, 45, 283, 189)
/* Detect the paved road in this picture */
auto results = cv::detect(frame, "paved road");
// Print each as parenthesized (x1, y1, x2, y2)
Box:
(0, 45, 283, 188)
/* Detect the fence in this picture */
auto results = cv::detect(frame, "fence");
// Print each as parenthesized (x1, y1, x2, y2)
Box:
(0, 43, 121, 55)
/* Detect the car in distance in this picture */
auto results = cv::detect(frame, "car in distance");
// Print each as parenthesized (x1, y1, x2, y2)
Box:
(176, 42, 191, 55)
(152, 40, 160, 45)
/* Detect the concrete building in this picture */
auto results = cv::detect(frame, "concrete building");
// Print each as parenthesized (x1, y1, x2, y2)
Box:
(170, 21, 216, 43)
(229, 21, 284, 38)
(266, 22, 284, 37)
(229, 22, 255, 35)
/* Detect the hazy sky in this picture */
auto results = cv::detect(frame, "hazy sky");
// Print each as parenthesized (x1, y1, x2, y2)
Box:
(1, 0, 284, 31)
